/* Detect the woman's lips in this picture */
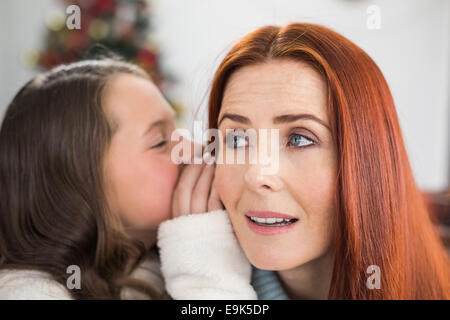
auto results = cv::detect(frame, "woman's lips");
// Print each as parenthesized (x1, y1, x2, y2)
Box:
(244, 210, 299, 235)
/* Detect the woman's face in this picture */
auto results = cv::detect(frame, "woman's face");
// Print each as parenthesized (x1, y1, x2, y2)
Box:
(216, 59, 337, 270)
(102, 74, 179, 245)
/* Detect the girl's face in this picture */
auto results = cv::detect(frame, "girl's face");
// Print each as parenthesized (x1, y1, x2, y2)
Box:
(102, 74, 179, 246)
(216, 59, 337, 270)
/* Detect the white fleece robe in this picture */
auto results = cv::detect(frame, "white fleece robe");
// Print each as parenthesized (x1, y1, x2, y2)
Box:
(0, 210, 256, 300)
(157, 210, 257, 300)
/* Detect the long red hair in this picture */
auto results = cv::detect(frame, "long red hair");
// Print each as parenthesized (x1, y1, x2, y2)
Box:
(208, 23, 449, 299)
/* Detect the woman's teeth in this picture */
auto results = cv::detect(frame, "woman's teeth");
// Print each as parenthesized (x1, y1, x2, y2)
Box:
(248, 216, 298, 226)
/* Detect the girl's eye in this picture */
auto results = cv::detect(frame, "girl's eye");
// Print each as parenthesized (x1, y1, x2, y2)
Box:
(150, 140, 167, 149)
(226, 132, 247, 149)
(288, 134, 314, 148)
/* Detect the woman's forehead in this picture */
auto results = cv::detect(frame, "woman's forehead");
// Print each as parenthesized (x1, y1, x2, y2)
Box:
(220, 59, 328, 122)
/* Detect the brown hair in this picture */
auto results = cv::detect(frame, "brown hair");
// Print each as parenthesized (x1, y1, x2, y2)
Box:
(0, 59, 159, 299)
(208, 23, 449, 299)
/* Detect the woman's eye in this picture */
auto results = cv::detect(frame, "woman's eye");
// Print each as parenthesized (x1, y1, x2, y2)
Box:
(226, 132, 247, 149)
(288, 134, 314, 148)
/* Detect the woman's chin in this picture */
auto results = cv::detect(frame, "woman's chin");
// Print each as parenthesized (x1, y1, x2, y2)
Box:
(245, 249, 304, 271)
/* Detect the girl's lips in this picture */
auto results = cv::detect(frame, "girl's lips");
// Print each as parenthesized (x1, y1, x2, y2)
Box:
(244, 210, 299, 235)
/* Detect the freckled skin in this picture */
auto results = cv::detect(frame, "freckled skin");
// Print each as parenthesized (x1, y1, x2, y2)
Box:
(216, 59, 337, 271)
(102, 74, 179, 246)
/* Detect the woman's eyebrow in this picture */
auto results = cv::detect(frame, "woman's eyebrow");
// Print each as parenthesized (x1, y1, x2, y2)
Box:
(273, 113, 331, 130)
(218, 113, 251, 126)
(218, 112, 330, 130)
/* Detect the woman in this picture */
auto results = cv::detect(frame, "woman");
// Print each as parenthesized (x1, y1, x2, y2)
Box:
(203, 23, 448, 299)
(0, 58, 256, 299)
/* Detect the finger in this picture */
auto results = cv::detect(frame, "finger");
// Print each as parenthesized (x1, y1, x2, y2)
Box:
(171, 163, 184, 218)
(180, 136, 205, 164)
(191, 163, 215, 214)
(208, 175, 224, 212)
(175, 162, 205, 216)
(171, 184, 180, 218)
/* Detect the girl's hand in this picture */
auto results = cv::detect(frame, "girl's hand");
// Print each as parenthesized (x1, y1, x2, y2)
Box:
(172, 155, 224, 218)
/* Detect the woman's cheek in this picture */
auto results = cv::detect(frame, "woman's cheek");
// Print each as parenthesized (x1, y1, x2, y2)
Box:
(287, 154, 336, 244)
(215, 165, 239, 211)
(286, 150, 337, 211)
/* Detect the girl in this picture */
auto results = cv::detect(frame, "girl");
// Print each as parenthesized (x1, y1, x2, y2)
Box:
(0, 58, 256, 299)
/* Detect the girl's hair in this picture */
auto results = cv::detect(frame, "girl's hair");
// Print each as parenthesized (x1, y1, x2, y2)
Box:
(208, 23, 449, 299)
(0, 58, 159, 299)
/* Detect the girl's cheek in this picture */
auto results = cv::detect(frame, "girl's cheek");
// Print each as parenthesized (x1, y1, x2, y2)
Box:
(127, 156, 179, 229)
(148, 158, 179, 208)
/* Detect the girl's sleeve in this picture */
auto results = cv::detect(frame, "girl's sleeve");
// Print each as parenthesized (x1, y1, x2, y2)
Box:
(157, 210, 257, 300)
(0, 270, 72, 300)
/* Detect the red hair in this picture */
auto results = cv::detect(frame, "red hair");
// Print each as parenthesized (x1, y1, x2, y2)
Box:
(208, 23, 449, 299)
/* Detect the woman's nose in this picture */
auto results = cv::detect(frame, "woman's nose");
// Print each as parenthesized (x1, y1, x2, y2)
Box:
(243, 163, 283, 194)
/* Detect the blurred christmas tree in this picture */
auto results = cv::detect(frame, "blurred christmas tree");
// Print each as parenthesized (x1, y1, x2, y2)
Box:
(26, 0, 181, 114)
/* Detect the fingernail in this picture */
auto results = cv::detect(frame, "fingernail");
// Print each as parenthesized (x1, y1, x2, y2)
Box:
(203, 152, 215, 165)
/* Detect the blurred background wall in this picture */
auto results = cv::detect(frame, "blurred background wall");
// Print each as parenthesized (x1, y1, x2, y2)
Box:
(0, 0, 449, 192)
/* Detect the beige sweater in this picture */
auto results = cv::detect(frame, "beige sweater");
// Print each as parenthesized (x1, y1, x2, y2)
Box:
(0, 211, 256, 300)
(0, 250, 165, 300)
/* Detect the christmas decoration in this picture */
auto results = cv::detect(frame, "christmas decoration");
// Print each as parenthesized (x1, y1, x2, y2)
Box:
(26, 0, 182, 114)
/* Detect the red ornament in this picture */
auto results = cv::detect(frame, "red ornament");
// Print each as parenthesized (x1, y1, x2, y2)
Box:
(137, 48, 157, 67)
(92, 0, 116, 14)
(40, 50, 62, 69)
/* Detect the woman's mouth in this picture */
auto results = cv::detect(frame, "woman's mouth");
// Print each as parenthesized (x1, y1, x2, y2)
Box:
(244, 211, 299, 235)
